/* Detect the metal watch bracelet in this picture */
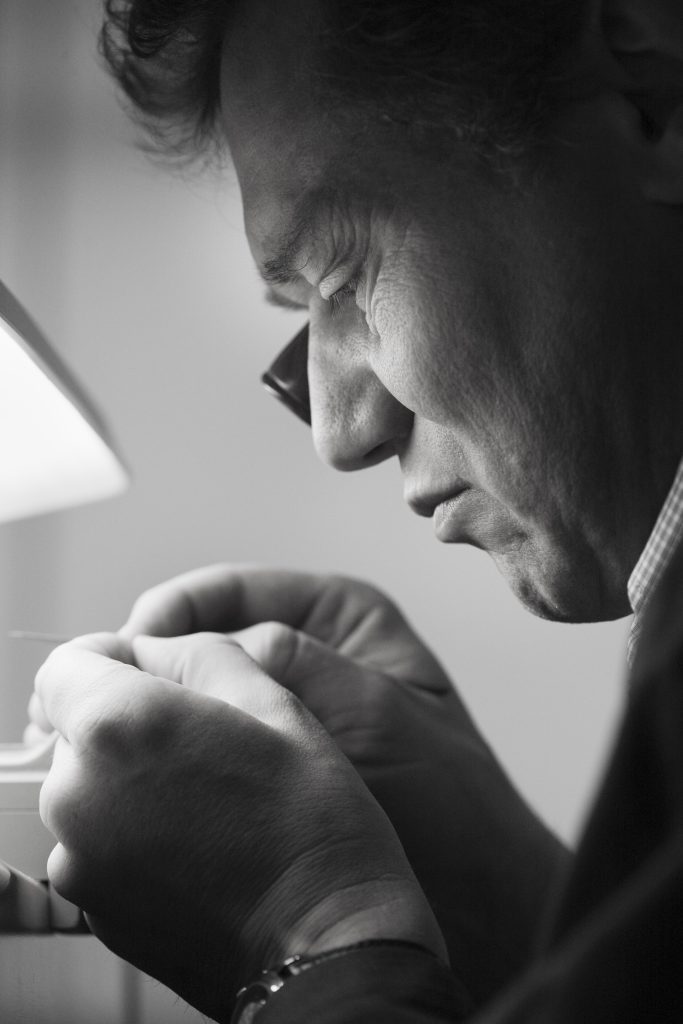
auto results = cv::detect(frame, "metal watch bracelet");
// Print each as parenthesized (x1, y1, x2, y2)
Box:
(230, 939, 435, 1024)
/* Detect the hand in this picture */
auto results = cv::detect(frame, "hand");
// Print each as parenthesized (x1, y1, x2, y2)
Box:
(118, 565, 569, 1003)
(35, 631, 445, 1022)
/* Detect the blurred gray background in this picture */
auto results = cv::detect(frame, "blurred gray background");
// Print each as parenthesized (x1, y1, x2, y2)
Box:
(0, 1, 630, 1020)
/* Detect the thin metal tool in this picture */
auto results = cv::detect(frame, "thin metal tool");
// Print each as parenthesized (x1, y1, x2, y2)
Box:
(8, 631, 72, 646)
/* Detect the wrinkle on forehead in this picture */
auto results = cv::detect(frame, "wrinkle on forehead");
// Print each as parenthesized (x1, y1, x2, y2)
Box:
(249, 185, 366, 285)
(217, 0, 464, 286)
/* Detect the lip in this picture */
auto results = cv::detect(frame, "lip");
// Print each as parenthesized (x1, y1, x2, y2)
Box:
(433, 491, 474, 541)
(406, 483, 469, 519)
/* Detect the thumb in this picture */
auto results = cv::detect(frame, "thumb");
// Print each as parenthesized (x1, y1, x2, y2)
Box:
(68, 631, 136, 666)
(228, 621, 381, 720)
(131, 631, 308, 729)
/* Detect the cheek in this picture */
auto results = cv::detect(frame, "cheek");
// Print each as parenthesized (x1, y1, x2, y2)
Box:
(371, 263, 518, 435)
(371, 260, 561, 515)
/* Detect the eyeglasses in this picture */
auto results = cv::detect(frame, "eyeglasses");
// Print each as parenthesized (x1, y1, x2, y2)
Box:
(261, 322, 311, 425)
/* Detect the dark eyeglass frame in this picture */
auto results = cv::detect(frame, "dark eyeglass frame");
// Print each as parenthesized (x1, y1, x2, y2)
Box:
(261, 322, 311, 425)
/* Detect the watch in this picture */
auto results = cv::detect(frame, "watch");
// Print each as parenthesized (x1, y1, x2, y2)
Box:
(230, 939, 434, 1024)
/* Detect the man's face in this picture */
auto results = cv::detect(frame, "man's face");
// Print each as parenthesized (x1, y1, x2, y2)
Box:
(221, 0, 682, 623)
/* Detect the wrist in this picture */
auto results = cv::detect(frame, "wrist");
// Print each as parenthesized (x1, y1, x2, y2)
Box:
(281, 877, 448, 965)
(230, 939, 447, 1024)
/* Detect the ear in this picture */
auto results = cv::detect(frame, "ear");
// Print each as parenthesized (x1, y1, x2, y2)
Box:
(600, 0, 683, 202)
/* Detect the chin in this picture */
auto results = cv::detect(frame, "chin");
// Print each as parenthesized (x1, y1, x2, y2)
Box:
(489, 547, 631, 624)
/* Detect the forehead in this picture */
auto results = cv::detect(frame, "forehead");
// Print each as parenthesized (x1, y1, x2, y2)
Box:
(218, 0, 407, 263)
(220, 0, 328, 189)
(217, 0, 494, 274)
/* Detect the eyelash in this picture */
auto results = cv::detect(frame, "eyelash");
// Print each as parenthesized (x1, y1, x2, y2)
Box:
(328, 277, 359, 316)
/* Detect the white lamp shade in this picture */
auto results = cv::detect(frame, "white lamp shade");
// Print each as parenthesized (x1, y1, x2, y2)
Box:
(0, 280, 128, 523)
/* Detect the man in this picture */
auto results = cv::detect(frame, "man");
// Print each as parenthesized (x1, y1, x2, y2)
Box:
(28, 0, 683, 1020)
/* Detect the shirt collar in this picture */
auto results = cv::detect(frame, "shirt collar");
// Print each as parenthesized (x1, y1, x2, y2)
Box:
(626, 457, 683, 666)
(628, 457, 683, 616)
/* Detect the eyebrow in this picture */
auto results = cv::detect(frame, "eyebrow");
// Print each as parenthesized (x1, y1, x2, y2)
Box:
(260, 252, 306, 286)
(256, 185, 356, 312)
(257, 201, 318, 288)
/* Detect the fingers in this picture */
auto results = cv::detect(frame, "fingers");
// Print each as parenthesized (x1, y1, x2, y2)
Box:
(119, 564, 322, 639)
(34, 636, 164, 748)
(133, 624, 412, 769)
(65, 632, 135, 664)
(132, 632, 313, 731)
(119, 565, 451, 695)
(28, 691, 52, 734)
(228, 623, 392, 751)
(46, 843, 102, 918)
(35, 627, 312, 758)
(119, 563, 381, 642)
(130, 628, 434, 777)
(39, 735, 82, 841)
(134, 626, 342, 703)
(28, 634, 135, 744)
(228, 621, 371, 707)
(23, 720, 53, 747)
(46, 843, 72, 899)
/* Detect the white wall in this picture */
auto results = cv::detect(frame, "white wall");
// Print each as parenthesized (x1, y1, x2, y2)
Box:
(0, 0, 631, 1019)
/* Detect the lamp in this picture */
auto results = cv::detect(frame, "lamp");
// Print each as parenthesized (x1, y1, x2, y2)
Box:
(0, 278, 129, 927)
(0, 278, 128, 522)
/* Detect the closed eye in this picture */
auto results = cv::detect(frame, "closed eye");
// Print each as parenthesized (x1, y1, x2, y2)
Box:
(328, 278, 359, 316)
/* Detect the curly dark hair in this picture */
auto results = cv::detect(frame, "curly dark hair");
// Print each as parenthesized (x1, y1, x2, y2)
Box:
(100, 0, 590, 166)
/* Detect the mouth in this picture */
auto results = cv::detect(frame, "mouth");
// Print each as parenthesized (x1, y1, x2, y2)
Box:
(407, 484, 525, 551)
(433, 492, 473, 541)
(405, 482, 477, 545)
(406, 485, 470, 520)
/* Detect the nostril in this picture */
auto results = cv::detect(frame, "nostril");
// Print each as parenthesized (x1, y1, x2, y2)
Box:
(362, 441, 396, 467)
(314, 438, 392, 473)
(309, 366, 411, 472)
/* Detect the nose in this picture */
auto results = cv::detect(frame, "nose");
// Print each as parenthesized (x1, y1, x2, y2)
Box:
(308, 310, 412, 472)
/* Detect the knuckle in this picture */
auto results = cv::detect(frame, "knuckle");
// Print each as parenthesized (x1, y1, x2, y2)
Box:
(40, 771, 77, 840)
(258, 621, 298, 674)
(47, 845, 85, 906)
(22, 721, 51, 747)
(34, 644, 70, 696)
(127, 576, 198, 636)
(77, 685, 178, 755)
(128, 584, 164, 624)
(236, 622, 299, 680)
(76, 632, 134, 664)
(73, 703, 125, 753)
(27, 691, 46, 725)
(132, 684, 182, 743)
(70, 695, 130, 755)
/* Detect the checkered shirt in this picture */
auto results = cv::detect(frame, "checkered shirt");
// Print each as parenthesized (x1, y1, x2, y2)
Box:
(627, 457, 683, 665)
